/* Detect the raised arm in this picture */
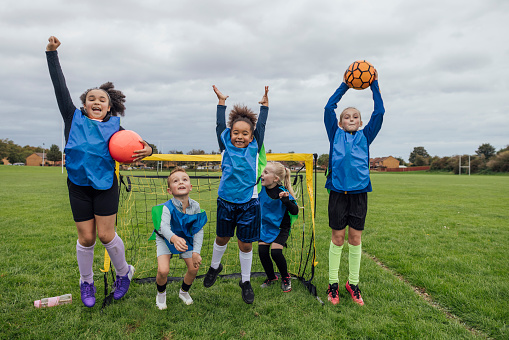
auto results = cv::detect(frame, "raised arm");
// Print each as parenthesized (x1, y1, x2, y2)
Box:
(254, 86, 269, 150)
(324, 82, 349, 143)
(46, 36, 77, 142)
(362, 71, 385, 145)
(214, 85, 228, 151)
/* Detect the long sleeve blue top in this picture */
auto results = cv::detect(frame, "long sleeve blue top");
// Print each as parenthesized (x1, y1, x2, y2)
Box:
(324, 80, 385, 194)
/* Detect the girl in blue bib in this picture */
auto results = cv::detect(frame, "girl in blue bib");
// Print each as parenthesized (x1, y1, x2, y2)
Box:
(46, 36, 153, 307)
(258, 162, 299, 293)
(202, 85, 269, 305)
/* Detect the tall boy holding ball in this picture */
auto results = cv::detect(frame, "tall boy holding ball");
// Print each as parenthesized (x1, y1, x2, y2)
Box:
(324, 66, 384, 306)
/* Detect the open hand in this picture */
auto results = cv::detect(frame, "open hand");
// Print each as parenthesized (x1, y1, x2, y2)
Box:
(258, 86, 269, 106)
(213, 85, 229, 105)
(192, 253, 202, 268)
(132, 140, 153, 162)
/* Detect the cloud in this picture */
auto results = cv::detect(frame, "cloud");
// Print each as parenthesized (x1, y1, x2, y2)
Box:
(0, 0, 508, 162)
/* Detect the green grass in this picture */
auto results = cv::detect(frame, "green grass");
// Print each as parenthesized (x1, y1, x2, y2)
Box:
(1, 166, 507, 339)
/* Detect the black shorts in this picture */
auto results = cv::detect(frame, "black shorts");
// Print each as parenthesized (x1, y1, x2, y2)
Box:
(67, 176, 119, 222)
(273, 227, 290, 247)
(328, 191, 367, 231)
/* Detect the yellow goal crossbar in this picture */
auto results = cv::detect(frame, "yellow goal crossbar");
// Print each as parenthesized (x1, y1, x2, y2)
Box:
(143, 153, 316, 228)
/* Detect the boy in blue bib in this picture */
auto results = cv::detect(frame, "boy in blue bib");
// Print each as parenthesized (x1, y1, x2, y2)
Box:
(324, 69, 385, 306)
(151, 168, 207, 309)
(46, 36, 153, 307)
(203, 85, 269, 304)
(258, 162, 299, 293)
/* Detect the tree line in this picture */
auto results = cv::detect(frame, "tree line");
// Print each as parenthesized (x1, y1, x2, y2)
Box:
(0, 139, 62, 165)
(3, 138, 507, 173)
(404, 144, 509, 173)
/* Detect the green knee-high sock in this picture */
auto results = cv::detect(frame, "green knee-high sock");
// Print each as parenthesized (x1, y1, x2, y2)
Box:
(329, 241, 343, 284)
(348, 243, 362, 285)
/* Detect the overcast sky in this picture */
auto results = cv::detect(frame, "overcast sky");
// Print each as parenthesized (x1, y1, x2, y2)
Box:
(1, 0, 508, 161)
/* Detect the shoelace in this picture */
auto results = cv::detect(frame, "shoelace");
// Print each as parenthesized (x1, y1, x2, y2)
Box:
(82, 283, 95, 294)
(351, 285, 361, 299)
(328, 285, 338, 298)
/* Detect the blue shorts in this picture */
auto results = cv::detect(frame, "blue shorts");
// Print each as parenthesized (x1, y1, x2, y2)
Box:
(216, 197, 260, 243)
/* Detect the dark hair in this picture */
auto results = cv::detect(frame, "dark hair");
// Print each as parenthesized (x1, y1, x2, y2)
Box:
(80, 82, 126, 116)
(227, 104, 257, 133)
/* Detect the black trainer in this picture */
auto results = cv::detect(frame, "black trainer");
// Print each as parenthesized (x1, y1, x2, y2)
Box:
(281, 276, 292, 292)
(239, 280, 255, 304)
(203, 263, 223, 288)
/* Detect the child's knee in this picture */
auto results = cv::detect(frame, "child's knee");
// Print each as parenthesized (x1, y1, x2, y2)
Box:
(157, 267, 169, 278)
(189, 266, 199, 276)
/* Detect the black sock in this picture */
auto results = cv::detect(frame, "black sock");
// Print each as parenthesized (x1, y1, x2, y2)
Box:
(181, 281, 192, 292)
(157, 282, 167, 293)
(258, 244, 276, 280)
(271, 248, 288, 278)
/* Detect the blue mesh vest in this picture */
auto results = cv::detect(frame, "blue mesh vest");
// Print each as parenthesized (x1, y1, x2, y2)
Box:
(64, 109, 119, 190)
(259, 186, 295, 243)
(217, 128, 258, 203)
(161, 200, 207, 254)
(330, 130, 370, 192)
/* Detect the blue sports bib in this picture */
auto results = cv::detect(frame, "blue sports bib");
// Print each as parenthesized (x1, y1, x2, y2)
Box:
(259, 186, 296, 243)
(330, 130, 370, 192)
(150, 200, 207, 254)
(65, 109, 119, 190)
(217, 128, 258, 203)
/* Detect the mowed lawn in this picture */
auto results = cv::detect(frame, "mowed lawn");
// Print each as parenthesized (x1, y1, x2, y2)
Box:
(0, 166, 507, 339)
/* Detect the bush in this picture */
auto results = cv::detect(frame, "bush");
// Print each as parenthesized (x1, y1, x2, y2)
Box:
(487, 151, 509, 172)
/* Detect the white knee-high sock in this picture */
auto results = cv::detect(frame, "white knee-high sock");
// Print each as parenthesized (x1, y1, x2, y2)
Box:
(102, 233, 129, 276)
(239, 249, 253, 283)
(210, 241, 227, 269)
(76, 240, 95, 284)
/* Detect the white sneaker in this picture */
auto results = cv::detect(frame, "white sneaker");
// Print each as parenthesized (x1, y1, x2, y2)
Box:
(179, 289, 193, 305)
(156, 292, 167, 310)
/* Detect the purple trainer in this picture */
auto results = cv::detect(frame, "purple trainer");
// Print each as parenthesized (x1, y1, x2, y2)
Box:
(80, 280, 96, 307)
(113, 265, 135, 300)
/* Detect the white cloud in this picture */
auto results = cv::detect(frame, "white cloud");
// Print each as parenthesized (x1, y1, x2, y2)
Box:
(1, 0, 508, 161)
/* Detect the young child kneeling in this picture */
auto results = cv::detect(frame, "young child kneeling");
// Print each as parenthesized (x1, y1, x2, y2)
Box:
(151, 168, 207, 309)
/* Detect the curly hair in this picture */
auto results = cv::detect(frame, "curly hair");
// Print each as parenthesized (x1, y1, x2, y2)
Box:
(80, 82, 126, 117)
(227, 104, 258, 133)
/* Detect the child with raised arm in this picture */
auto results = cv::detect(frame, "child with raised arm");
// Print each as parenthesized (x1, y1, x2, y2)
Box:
(258, 162, 299, 292)
(46, 36, 152, 307)
(203, 85, 269, 304)
(151, 168, 207, 309)
(324, 70, 384, 306)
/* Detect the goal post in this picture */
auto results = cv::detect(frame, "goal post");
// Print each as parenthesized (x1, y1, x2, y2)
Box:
(104, 153, 318, 299)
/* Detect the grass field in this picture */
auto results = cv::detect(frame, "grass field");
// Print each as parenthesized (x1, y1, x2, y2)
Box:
(0, 166, 507, 339)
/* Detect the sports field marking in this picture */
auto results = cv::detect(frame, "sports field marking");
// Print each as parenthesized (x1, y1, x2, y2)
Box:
(368, 253, 490, 339)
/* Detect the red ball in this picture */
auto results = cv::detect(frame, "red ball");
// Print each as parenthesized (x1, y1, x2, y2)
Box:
(108, 130, 144, 163)
(344, 60, 376, 90)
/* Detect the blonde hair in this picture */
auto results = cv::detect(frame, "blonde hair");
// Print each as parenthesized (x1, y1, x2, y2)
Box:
(167, 167, 188, 187)
(266, 161, 297, 199)
(339, 106, 361, 123)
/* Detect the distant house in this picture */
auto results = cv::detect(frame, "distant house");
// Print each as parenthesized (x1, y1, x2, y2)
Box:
(370, 156, 400, 170)
(289, 162, 305, 171)
(26, 153, 55, 166)
(1, 157, 10, 165)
